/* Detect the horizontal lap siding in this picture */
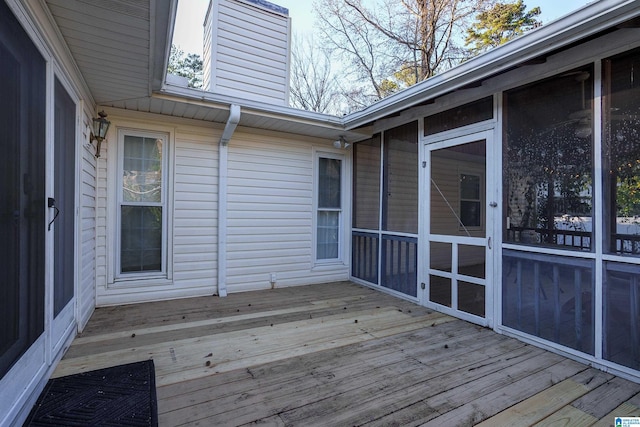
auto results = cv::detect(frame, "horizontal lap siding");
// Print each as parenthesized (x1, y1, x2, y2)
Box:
(173, 131, 219, 294)
(95, 117, 221, 305)
(79, 117, 97, 331)
(94, 114, 346, 301)
(96, 141, 108, 297)
(226, 132, 349, 293)
(211, 0, 290, 104)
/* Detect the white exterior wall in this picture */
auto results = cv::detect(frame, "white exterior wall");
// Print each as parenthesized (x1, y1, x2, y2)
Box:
(205, 0, 291, 105)
(94, 112, 349, 301)
(173, 128, 219, 293)
(96, 112, 221, 305)
(78, 110, 98, 331)
(226, 130, 349, 293)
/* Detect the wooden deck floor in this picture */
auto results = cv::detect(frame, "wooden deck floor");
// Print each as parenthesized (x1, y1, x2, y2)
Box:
(54, 281, 640, 426)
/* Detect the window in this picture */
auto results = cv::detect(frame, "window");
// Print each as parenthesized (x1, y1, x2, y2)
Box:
(460, 173, 481, 228)
(117, 131, 167, 276)
(316, 154, 343, 261)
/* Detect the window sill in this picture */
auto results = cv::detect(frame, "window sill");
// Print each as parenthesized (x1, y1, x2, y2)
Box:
(108, 276, 172, 289)
(312, 261, 348, 271)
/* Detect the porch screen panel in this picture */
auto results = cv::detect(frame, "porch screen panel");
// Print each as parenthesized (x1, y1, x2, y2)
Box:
(352, 134, 381, 285)
(603, 49, 640, 257)
(424, 96, 493, 136)
(383, 122, 418, 234)
(54, 78, 76, 316)
(502, 250, 594, 355)
(381, 235, 417, 297)
(0, 1, 46, 379)
(503, 66, 594, 251)
(352, 232, 379, 284)
(353, 135, 381, 230)
(603, 262, 640, 370)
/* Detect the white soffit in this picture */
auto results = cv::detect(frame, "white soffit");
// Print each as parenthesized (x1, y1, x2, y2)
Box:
(44, 0, 173, 105)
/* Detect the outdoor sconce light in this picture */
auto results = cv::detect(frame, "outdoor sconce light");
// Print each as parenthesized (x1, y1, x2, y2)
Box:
(333, 136, 350, 149)
(90, 110, 111, 158)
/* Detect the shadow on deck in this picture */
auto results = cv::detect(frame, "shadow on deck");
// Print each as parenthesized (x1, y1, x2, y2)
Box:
(54, 281, 640, 426)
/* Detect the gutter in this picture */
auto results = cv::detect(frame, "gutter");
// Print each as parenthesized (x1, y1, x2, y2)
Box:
(217, 104, 241, 297)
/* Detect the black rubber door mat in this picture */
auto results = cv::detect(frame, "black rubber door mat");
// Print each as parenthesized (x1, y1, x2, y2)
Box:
(24, 360, 158, 426)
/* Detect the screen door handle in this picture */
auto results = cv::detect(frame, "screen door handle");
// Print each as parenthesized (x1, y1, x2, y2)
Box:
(48, 197, 60, 231)
(488, 236, 492, 250)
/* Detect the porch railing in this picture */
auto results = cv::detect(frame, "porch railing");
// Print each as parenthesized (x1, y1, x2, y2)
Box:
(506, 227, 592, 251)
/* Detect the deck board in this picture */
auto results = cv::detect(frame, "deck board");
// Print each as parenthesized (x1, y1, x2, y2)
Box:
(55, 281, 640, 426)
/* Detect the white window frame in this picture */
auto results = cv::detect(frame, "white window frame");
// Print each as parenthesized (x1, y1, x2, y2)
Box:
(114, 128, 170, 282)
(313, 149, 347, 265)
(459, 170, 484, 231)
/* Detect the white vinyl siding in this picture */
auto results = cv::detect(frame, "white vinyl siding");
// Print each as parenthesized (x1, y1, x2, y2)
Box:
(173, 130, 218, 293)
(206, 0, 290, 105)
(97, 117, 221, 305)
(226, 132, 349, 293)
(78, 111, 98, 331)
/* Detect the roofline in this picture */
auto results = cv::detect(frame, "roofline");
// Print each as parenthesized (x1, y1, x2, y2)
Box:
(157, 0, 640, 135)
(151, 0, 176, 93)
(342, 0, 640, 130)
(157, 83, 346, 128)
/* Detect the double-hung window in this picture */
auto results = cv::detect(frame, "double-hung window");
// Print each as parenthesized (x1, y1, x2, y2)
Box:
(117, 131, 167, 277)
(460, 173, 482, 228)
(316, 153, 344, 262)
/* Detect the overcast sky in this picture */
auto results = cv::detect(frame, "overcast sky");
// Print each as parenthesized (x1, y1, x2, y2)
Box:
(173, 0, 593, 55)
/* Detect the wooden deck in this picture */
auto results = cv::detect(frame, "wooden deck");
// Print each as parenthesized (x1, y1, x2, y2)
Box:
(54, 281, 640, 426)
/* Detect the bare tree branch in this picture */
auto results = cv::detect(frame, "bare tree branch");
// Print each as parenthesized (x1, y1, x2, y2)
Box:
(313, 0, 496, 108)
(289, 34, 341, 114)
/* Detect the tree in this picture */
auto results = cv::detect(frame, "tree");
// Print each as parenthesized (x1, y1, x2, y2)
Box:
(289, 35, 341, 114)
(314, 0, 495, 105)
(167, 45, 203, 89)
(465, 0, 541, 56)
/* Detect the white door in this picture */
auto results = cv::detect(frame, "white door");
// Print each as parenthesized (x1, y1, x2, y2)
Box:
(422, 129, 497, 327)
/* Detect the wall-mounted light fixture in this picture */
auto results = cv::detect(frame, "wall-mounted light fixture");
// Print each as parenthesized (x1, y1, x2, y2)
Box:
(332, 136, 350, 149)
(90, 110, 111, 158)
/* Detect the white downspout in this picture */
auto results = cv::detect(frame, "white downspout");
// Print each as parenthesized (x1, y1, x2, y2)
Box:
(217, 104, 241, 297)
